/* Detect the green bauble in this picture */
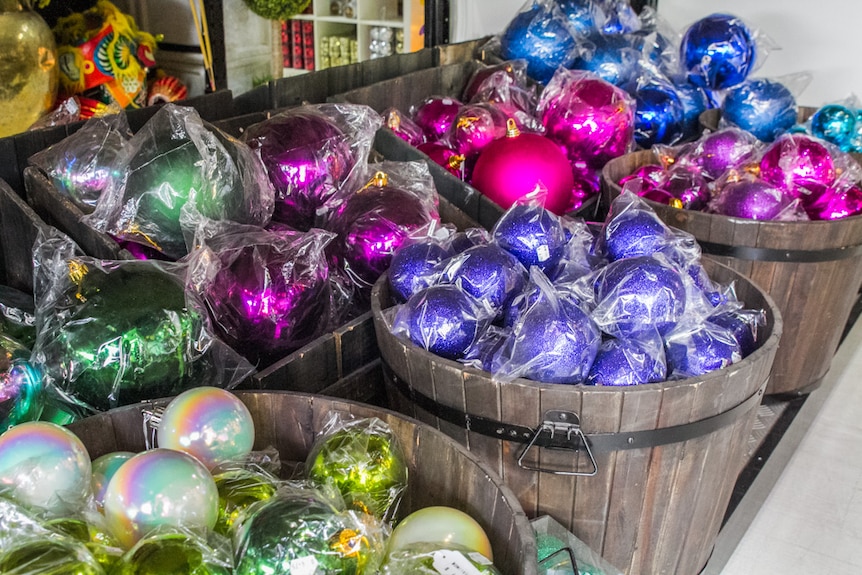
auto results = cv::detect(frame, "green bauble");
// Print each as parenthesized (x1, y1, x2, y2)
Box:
(213, 467, 277, 536)
(381, 543, 502, 574)
(39, 261, 202, 412)
(0, 537, 104, 575)
(306, 419, 408, 519)
(45, 518, 123, 572)
(234, 490, 379, 575)
(0, 285, 36, 347)
(111, 532, 231, 575)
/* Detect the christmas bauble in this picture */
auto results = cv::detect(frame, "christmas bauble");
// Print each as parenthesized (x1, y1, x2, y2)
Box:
(601, 209, 670, 261)
(710, 179, 794, 220)
(662, 168, 711, 211)
(665, 324, 741, 377)
(811, 104, 857, 149)
(805, 184, 862, 220)
(0, 358, 41, 430)
(157, 387, 255, 471)
(571, 34, 639, 87)
(447, 103, 509, 158)
(307, 419, 408, 519)
(450, 229, 490, 253)
(242, 110, 355, 230)
(381, 543, 502, 574)
(0, 538, 103, 575)
(759, 134, 836, 201)
(413, 96, 463, 142)
(586, 336, 667, 386)
(103, 448, 219, 548)
(675, 81, 710, 140)
(707, 312, 758, 357)
(0, 421, 91, 513)
(388, 506, 493, 561)
(619, 164, 667, 189)
(395, 285, 483, 360)
(388, 239, 453, 303)
(555, 0, 600, 36)
(416, 142, 465, 178)
(44, 517, 122, 571)
(540, 71, 634, 170)
(440, 244, 528, 317)
(212, 466, 277, 536)
(682, 128, 760, 180)
(491, 203, 568, 273)
(382, 108, 425, 146)
(721, 78, 796, 142)
(462, 62, 521, 104)
(681, 13, 756, 90)
(113, 531, 231, 575)
(500, 2, 578, 84)
(632, 80, 685, 147)
(91, 451, 135, 512)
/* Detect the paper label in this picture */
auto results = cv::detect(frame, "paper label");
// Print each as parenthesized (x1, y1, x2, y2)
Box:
(467, 552, 493, 566)
(536, 245, 550, 262)
(289, 555, 319, 575)
(431, 550, 483, 575)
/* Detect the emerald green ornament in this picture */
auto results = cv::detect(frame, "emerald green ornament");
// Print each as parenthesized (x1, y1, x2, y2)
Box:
(112, 531, 232, 575)
(212, 466, 277, 536)
(0, 286, 36, 348)
(306, 418, 408, 519)
(0, 537, 104, 575)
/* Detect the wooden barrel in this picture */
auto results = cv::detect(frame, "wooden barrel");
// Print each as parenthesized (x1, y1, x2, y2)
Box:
(371, 260, 781, 575)
(67, 391, 539, 575)
(603, 150, 862, 396)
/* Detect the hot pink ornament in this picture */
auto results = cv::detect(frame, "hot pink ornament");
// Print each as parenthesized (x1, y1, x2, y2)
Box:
(417, 142, 466, 178)
(446, 103, 509, 158)
(619, 164, 667, 188)
(470, 120, 576, 215)
(806, 185, 862, 220)
(663, 168, 711, 210)
(413, 96, 463, 142)
(682, 128, 760, 180)
(571, 165, 601, 210)
(710, 179, 795, 220)
(383, 108, 425, 146)
(539, 70, 634, 170)
(462, 62, 524, 104)
(759, 134, 836, 203)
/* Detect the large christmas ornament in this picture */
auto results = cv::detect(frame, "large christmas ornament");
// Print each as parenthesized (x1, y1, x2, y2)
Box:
(0, 358, 42, 431)
(157, 387, 255, 471)
(681, 13, 756, 90)
(471, 120, 575, 215)
(707, 311, 758, 357)
(721, 78, 797, 142)
(382, 108, 424, 146)
(327, 171, 439, 290)
(680, 128, 760, 180)
(306, 418, 408, 519)
(44, 517, 123, 571)
(710, 178, 795, 220)
(446, 103, 509, 158)
(586, 336, 667, 386)
(632, 79, 685, 148)
(388, 239, 453, 303)
(413, 96, 463, 142)
(103, 448, 219, 548)
(91, 451, 135, 512)
(807, 184, 862, 220)
(601, 208, 671, 261)
(811, 104, 857, 149)
(539, 70, 634, 170)
(394, 285, 483, 360)
(212, 466, 277, 536)
(233, 490, 381, 575)
(416, 142, 465, 178)
(381, 543, 502, 574)
(440, 244, 528, 317)
(113, 530, 231, 575)
(0, 421, 91, 513)
(555, 0, 601, 36)
(492, 203, 568, 273)
(665, 324, 741, 377)
(387, 506, 493, 562)
(242, 110, 355, 230)
(662, 168, 711, 211)
(675, 81, 710, 139)
(0, 537, 103, 575)
(499, 1, 578, 84)
(759, 134, 836, 201)
(571, 34, 639, 87)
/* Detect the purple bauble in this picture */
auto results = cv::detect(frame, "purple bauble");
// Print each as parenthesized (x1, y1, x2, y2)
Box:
(492, 204, 568, 273)
(665, 324, 741, 377)
(413, 96, 464, 142)
(710, 179, 794, 220)
(601, 209, 671, 261)
(440, 244, 528, 316)
(243, 111, 354, 230)
(417, 142, 465, 178)
(447, 103, 509, 158)
(619, 164, 667, 189)
(383, 108, 425, 146)
(539, 71, 635, 170)
(397, 285, 482, 360)
(450, 229, 490, 253)
(759, 134, 836, 202)
(508, 297, 601, 384)
(662, 168, 710, 211)
(805, 185, 862, 220)
(388, 240, 454, 303)
(585, 337, 667, 386)
(685, 128, 760, 180)
(707, 312, 757, 357)
(328, 183, 439, 289)
(594, 256, 687, 337)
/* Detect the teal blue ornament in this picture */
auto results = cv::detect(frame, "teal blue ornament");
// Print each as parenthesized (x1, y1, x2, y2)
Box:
(811, 105, 856, 149)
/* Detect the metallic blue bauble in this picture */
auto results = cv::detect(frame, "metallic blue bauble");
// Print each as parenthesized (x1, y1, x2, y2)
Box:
(811, 104, 857, 149)
(721, 79, 797, 142)
(509, 297, 600, 383)
(602, 209, 670, 261)
(585, 336, 666, 386)
(675, 81, 710, 140)
(555, 0, 600, 36)
(571, 34, 639, 86)
(388, 241, 454, 303)
(665, 324, 741, 377)
(400, 285, 481, 360)
(440, 244, 528, 316)
(600, 1, 641, 35)
(501, 3, 579, 84)
(632, 81, 685, 147)
(681, 13, 756, 90)
(492, 205, 568, 273)
(707, 312, 757, 357)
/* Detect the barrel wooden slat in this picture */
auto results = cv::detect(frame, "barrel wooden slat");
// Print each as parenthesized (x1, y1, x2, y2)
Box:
(463, 369, 504, 476)
(500, 380, 542, 518)
(431, 359, 470, 447)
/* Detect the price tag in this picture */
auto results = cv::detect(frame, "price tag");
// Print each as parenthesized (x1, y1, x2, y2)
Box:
(537, 245, 551, 262)
(468, 552, 493, 566)
(288, 555, 319, 575)
(431, 550, 483, 575)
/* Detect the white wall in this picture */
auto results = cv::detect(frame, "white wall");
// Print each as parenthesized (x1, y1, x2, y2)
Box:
(452, 0, 862, 107)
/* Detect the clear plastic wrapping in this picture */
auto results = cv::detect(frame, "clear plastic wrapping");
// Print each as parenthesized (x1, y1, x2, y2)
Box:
(381, 542, 502, 574)
(0, 286, 36, 348)
(112, 525, 232, 574)
(382, 108, 425, 147)
(664, 321, 742, 378)
(719, 75, 808, 142)
(387, 226, 457, 304)
(585, 333, 667, 386)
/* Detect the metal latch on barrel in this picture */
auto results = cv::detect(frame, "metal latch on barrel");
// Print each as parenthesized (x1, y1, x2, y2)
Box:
(517, 410, 598, 477)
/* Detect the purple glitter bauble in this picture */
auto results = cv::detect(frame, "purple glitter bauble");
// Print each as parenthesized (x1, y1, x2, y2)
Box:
(509, 298, 600, 384)
(388, 240, 454, 303)
(450, 229, 490, 253)
(540, 72, 634, 170)
(662, 168, 710, 210)
(710, 179, 794, 220)
(243, 111, 355, 230)
(759, 134, 836, 202)
(413, 96, 464, 142)
(440, 244, 528, 316)
(687, 128, 760, 180)
(805, 185, 862, 221)
(681, 13, 756, 90)
(594, 256, 687, 337)
(665, 324, 741, 377)
(399, 285, 481, 360)
(707, 312, 757, 357)
(585, 337, 667, 386)
(492, 204, 568, 273)
(383, 108, 425, 146)
(602, 209, 670, 261)
(447, 103, 509, 158)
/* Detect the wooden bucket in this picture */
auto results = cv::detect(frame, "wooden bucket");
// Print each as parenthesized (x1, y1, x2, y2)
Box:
(66, 391, 539, 575)
(602, 150, 862, 396)
(371, 260, 781, 575)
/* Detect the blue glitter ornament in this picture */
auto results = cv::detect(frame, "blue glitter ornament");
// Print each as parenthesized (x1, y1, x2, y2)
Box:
(388, 240, 453, 303)
(665, 323, 741, 377)
(440, 244, 528, 317)
(450, 229, 490, 253)
(555, 0, 600, 36)
(707, 312, 758, 357)
(601, 208, 671, 261)
(675, 81, 710, 140)
(492, 204, 568, 273)
(811, 104, 857, 149)
(501, 2, 579, 84)
(681, 14, 756, 90)
(632, 80, 686, 147)
(571, 34, 639, 86)
(721, 79, 797, 142)
(395, 285, 483, 360)
(586, 336, 666, 386)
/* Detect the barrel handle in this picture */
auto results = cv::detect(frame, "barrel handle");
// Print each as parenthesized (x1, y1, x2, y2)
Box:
(517, 410, 598, 476)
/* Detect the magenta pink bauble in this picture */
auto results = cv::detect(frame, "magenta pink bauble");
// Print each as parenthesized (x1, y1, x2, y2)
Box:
(447, 103, 509, 158)
(413, 96, 463, 142)
(759, 134, 836, 203)
(663, 168, 711, 210)
(417, 142, 465, 178)
(383, 108, 425, 146)
(711, 179, 795, 220)
(470, 126, 576, 215)
(806, 185, 862, 220)
(619, 164, 667, 189)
